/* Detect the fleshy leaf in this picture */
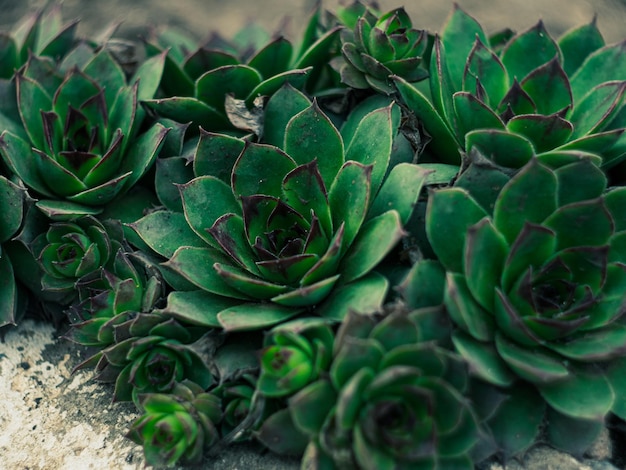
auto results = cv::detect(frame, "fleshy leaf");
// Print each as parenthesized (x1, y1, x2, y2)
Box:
(506, 114, 573, 153)
(262, 83, 311, 148)
(570, 41, 626, 103)
(519, 58, 572, 115)
(493, 159, 558, 244)
(316, 272, 388, 321)
(232, 142, 296, 198)
(426, 187, 487, 273)
(465, 129, 535, 168)
(284, 101, 344, 189)
(217, 303, 304, 332)
(451, 331, 515, 387)
(558, 20, 605, 76)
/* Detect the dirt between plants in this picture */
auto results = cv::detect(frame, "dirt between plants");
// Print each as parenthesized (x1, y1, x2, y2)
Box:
(2, 0, 626, 469)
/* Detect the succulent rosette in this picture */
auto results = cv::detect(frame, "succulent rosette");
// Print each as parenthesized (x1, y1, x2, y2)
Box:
(31, 215, 124, 303)
(0, 175, 29, 328)
(395, 6, 626, 167)
(425, 156, 626, 451)
(142, 6, 341, 132)
(92, 313, 213, 403)
(0, 45, 168, 218)
(256, 311, 480, 468)
(257, 318, 334, 398)
(133, 89, 427, 331)
(331, 3, 429, 94)
(212, 373, 257, 438)
(67, 250, 165, 352)
(127, 380, 222, 467)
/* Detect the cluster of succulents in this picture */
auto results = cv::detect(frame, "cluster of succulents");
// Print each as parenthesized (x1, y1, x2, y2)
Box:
(4, 2, 626, 468)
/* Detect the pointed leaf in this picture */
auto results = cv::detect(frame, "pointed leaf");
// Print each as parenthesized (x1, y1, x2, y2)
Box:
(232, 142, 296, 198)
(558, 20, 605, 76)
(501, 22, 561, 82)
(453, 92, 505, 144)
(445, 273, 495, 341)
(316, 272, 388, 321)
(520, 58, 572, 115)
(156, 290, 241, 328)
(570, 41, 626, 103)
(195, 65, 262, 112)
(506, 114, 573, 153)
(218, 303, 303, 332)
(284, 101, 343, 189)
(262, 83, 311, 147)
(130, 211, 206, 258)
(463, 37, 508, 106)
(426, 187, 487, 273)
(451, 331, 515, 387)
(493, 159, 557, 244)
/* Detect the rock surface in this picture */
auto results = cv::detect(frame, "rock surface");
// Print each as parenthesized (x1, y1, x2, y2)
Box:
(2, 0, 626, 469)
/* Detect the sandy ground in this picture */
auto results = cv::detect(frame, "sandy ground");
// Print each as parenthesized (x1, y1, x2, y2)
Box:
(1, 0, 626, 468)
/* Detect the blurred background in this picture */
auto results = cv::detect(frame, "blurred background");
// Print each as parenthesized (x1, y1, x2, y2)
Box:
(0, 0, 626, 44)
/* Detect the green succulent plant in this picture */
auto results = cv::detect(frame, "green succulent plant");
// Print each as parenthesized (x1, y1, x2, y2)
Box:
(395, 6, 626, 167)
(256, 310, 480, 468)
(212, 373, 258, 439)
(92, 312, 213, 404)
(330, 3, 429, 94)
(141, 6, 341, 133)
(0, 175, 29, 328)
(257, 318, 334, 398)
(127, 380, 222, 467)
(31, 215, 124, 304)
(67, 250, 164, 352)
(0, 44, 168, 218)
(132, 89, 427, 331)
(422, 156, 626, 453)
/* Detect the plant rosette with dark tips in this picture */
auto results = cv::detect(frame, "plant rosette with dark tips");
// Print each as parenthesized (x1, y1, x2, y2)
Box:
(67, 249, 165, 353)
(424, 155, 626, 454)
(31, 215, 124, 304)
(256, 310, 480, 468)
(132, 90, 429, 332)
(394, 5, 626, 168)
(0, 44, 168, 219)
(331, 3, 430, 95)
(127, 379, 222, 467)
(0, 175, 29, 328)
(141, 5, 341, 133)
(92, 313, 214, 404)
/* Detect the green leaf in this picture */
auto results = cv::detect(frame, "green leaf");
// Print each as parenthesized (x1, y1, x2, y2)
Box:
(83, 50, 126, 106)
(0, 131, 50, 196)
(520, 58, 572, 115)
(464, 217, 508, 310)
(284, 101, 343, 189)
(232, 142, 296, 198)
(271, 275, 340, 307)
(316, 272, 388, 322)
(506, 114, 573, 153)
(129, 211, 205, 259)
(218, 303, 304, 332)
(398, 260, 446, 309)
(547, 325, 626, 362)
(368, 163, 428, 224)
(289, 379, 337, 436)
(487, 383, 545, 457)
(440, 5, 487, 90)
(426, 187, 487, 273)
(393, 76, 460, 164)
(501, 223, 556, 292)
(501, 22, 561, 82)
(0, 176, 25, 243)
(445, 273, 495, 342)
(180, 175, 240, 247)
(156, 290, 241, 328)
(328, 161, 372, 254)
(331, 339, 381, 390)
(452, 92, 505, 144)
(256, 408, 310, 455)
(568, 81, 626, 139)
(247, 36, 293, 79)
(195, 65, 262, 112)
(16, 73, 51, 150)
(570, 41, 626, 103)
(142, 97, 230, 130)
(430, 37, 457, 127)
(453, 162, 510, 214)
(339, 211, 404, 284)
(164, 246, 251, 299)
(554, 158, 607, 205)
(0, 253, 17, 327)
(465, 129, 535, 168)
(545, 408, 603, 456)
(344, 105, 393, 195)
(451, 331, 515, 387)
(493, 159, 557, 244)
(605, 356, 626, 419)
(262, 83, 311, 147)
(130, 49, 166, 102)
(245, 68, 311, 106)
(154, 156, 193, 212)
(463, 37, 508, 107)
(543, 199, 612, 250)
(558, 20, 605, 76)
(193, 130, 245, 181)
(538, 368, 614, 420)
(495, 333, 571, 385)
